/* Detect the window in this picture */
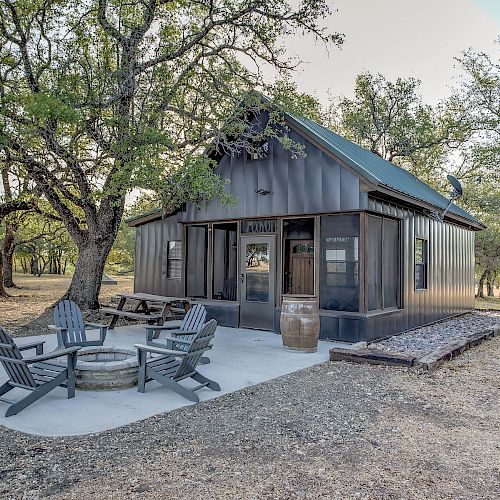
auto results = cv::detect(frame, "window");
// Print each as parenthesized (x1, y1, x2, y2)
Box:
(212, 223, 238, 301)
(166, 241, 181, 279)
(366, 215, 401, 310)
(415, 238, 428, 290)
(185, 225, 208, 297)
(246, 138, 269, 161)
(320, 214, 360, 312)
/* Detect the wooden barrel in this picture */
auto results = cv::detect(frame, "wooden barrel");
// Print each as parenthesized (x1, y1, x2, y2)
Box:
(280, 296, 320, 352)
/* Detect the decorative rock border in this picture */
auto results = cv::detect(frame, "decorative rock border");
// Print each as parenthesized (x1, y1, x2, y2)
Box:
(329, 348, 415, 367)
(329, 324, 499, 372)
(414, 324, 499, 372)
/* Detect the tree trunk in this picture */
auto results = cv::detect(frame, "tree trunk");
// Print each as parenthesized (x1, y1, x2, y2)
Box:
(477, 270, 488, 298)
(2, 224, 17, 287)
(0, 252, 10, 298)
(65, 236, 116, 309)
(486, 271, 496, 297)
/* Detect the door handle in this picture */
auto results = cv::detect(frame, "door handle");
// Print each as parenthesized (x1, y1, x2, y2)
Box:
(240, 273, 244, 283)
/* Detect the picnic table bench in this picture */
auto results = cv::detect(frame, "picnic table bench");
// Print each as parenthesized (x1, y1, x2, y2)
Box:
(101, 293, 190, 330)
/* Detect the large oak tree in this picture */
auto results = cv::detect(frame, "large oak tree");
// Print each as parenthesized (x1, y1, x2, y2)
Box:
(0, 0, 342, 307)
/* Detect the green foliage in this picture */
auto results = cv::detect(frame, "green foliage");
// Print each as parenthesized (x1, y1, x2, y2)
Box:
(325, 72, 470, 186)
(106, 221, 135, 275)
(269, 79, 324, 123)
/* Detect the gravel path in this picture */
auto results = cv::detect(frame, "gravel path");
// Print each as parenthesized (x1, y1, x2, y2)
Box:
(371, 311, 500, 358)
(1, 336, 499, 499)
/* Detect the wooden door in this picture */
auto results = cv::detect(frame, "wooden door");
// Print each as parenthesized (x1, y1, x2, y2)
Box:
(287, 240, 314, 295)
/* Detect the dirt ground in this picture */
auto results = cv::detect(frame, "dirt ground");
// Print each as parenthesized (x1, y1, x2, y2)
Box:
(0, 274, 499, 499)
(1, 336, 499, 499)
(0, 274, 133, 336)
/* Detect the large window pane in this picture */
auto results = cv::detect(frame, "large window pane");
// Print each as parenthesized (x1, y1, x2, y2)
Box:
(245, 242, 270, 302)
(320, 215, 359, 312)
(186, 225, 207, 297)
(366, 216, 382, 310)
(212, 223, 238, 301)
(383, 218, 399, 307)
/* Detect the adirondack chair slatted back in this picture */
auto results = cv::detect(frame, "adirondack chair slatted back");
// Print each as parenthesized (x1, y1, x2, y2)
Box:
(0, 327, 36, 389)
(180, 304, 206, 334)
(54, 300, 87, 344)
(175, 319, 217, 378)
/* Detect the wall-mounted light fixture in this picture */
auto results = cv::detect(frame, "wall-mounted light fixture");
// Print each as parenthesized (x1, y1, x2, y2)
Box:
(255, 189, 272, 195)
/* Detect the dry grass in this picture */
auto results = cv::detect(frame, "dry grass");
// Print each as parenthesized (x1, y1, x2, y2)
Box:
(475, 296, 500, 311)
(0, 273, 133, 335)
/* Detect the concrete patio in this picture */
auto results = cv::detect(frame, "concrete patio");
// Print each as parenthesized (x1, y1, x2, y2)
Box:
(0, 325, 341, 437)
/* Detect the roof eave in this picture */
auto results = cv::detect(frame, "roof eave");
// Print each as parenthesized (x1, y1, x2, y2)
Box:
(126, 209, 163, 227)
(375, 185, 485, 230)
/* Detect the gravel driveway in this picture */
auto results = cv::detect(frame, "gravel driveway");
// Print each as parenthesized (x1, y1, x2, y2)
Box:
(1, 335, 499, 499)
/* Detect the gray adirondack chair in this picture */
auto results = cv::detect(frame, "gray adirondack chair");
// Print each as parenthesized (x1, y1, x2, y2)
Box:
(144, 303, 209, 363)
(0, 327, 79, 417)
(50, 300, 107, 348)
(144, 303, 206, 344)
(135, 319, 220, 402)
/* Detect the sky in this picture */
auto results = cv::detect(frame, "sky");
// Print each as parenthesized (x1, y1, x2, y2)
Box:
(281, 0, 499, 105)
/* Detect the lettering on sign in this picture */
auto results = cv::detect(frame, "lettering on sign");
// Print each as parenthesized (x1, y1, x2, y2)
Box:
(242, 220, 277, 234)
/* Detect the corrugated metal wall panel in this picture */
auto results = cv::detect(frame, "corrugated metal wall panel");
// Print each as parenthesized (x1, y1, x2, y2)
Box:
(180, 128, 361, 223)
(134, 215, 182, 297)
(366, 196, 475, 339)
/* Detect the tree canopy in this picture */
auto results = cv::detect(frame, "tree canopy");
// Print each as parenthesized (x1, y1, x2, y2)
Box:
(0, 0, 342, 307)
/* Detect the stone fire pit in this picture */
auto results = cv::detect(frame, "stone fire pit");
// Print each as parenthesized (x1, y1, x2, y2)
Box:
(70, 347, 139, 391)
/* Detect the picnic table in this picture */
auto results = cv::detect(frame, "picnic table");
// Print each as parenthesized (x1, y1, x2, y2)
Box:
(101, 293, 190, 330)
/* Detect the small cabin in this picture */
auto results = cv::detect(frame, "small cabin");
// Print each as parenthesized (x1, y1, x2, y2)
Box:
(128, 111, 483, 342)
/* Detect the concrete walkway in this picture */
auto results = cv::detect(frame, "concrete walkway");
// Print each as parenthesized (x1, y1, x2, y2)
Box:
(0, 326, 343, 437)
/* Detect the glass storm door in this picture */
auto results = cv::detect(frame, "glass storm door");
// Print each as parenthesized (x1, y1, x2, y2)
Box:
(240, 236, 276, 330)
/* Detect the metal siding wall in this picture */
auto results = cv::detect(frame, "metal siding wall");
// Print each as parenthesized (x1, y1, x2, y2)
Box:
(179, 129, 360, 223)
(133, 215, 183, 297)
(366, 196, 476, 339)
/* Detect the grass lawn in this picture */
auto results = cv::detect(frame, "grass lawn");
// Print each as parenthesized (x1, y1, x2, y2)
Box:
(475, 296, 500, 310)
(0, 273, 133, 335)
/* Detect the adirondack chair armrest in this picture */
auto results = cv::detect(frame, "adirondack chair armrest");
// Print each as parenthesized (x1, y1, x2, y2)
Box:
(143, 325, 182, 332)
(85, 322, 107, 342)
(162, 336, 191, 345)
(169, 330, 198, 336)
(23, 347, 80, 364)
(135, 344, 188, 357)
(18, 340, 45, 353)
(48, 324, 66, 332)
(85, 322, 107, 330)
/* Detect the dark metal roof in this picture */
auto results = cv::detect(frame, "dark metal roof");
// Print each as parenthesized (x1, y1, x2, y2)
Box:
(286, 114, 483, 227)
(126, 208, 162, 227)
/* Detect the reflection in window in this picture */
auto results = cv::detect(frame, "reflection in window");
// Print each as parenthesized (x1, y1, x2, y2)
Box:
(245, 242, 270, 302)
(320, 215, 360, 312)
(212, 223, 238, 301)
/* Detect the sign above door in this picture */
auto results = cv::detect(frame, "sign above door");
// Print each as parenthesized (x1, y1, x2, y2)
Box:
(241, 219, 277, 234)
